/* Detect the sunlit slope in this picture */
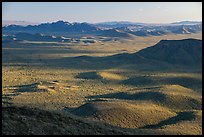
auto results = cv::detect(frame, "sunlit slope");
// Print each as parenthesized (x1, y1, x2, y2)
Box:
(86, 85, 202, 110)
(76, 71, 127, 80)
(73, 101, 176, 128)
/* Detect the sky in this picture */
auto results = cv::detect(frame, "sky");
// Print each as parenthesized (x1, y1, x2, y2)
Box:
(2, 2, 202, 24)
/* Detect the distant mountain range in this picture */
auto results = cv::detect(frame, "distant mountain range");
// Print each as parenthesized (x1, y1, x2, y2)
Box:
(2, 20, 202, 38)
(2, 21, 99, 34)
(94, 21, 202, 28)
(171, 21, 202, 25)
(94, 21, 145, 29)
(3, 33, 71, 42)
(98, 29, 135, 38)
(2, 20, 40, 27)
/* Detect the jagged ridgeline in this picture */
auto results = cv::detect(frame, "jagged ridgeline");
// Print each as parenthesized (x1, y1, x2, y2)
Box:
(2, 20, 202, 37)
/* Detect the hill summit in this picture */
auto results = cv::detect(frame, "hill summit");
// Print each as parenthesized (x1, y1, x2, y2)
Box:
(136, 38, 202, 66)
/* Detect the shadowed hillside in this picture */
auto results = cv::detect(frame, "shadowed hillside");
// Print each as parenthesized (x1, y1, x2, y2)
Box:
(136, 39, 202, 66)
(2, 106, 130, 135)
(53, 38, 202, 70)
(3, 106, 174, 135)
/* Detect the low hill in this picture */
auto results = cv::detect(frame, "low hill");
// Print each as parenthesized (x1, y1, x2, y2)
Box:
(72, 101, 176, 128)
(87, 85, 202, 110)
(2, 106, 129, 135)
(43, 38, 201, 71)
(3, 106, 174, 135)
(135, 39, 202, 67)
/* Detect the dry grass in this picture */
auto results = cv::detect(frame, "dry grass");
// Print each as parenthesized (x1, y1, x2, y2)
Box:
(73, 101, 177, 128)
(76, 71, 127, 81)
(98, 71, 127, 80)
(2, 106, 134, 135)
(2, 33, 202, 135)
(87, 85, 202, 110)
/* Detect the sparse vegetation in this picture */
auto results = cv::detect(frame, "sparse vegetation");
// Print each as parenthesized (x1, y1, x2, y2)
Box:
(2, 33, 202, 135)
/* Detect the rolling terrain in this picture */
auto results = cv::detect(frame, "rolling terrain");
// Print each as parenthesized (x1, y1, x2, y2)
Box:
(2, 27, 202, 135)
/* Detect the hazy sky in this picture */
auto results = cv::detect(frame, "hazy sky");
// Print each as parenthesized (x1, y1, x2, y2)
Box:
(2, 2, 202, 23)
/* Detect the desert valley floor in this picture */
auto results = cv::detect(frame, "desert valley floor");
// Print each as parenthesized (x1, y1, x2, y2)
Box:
(2, 33, 202, 135)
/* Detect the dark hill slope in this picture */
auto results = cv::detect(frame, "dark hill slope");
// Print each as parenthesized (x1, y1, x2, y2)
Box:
(41, 39, 201, 71)
(135, 39, 202, 66)
(2, 106, 167, 135)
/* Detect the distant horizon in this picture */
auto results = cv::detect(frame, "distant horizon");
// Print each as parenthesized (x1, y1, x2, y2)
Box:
(3, 2, 202, 24)
(2, 19, 202, 25)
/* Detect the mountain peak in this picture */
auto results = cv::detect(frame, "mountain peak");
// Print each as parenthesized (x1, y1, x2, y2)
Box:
(54, 20, 67, 23)
(3, 20, 99, 33)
